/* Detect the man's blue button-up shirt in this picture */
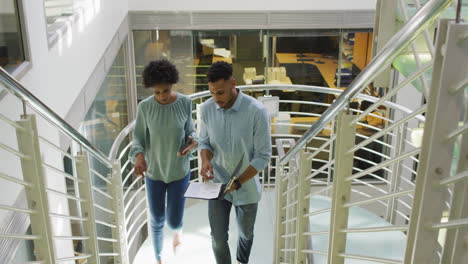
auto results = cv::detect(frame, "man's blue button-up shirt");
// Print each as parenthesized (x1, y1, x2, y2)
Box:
(199, 90, 272, 205)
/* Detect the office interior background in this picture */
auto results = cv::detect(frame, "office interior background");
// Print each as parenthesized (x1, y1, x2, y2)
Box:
(0, 0, 467, 263)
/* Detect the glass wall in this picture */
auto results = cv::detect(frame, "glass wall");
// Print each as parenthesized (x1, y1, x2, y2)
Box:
(0, 0, 26, 73)
(269, 30, 340, 87)
(268, 30, 341, 118)
(77, 42, 130, 262)
(133, 30, 267, 96)
(80, 43, 130, 184)
(267, 30, 341, 179)
(341, 30, 374, 92)
(81, 44, 129, 155)
(131, 29, 375, 98)
(192, 30, 266, 92)
(133, 30, 195, 101)
(130, 28, 378, 180)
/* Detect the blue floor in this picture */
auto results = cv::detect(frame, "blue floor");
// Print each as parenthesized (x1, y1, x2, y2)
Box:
(133, 190, 406, 263)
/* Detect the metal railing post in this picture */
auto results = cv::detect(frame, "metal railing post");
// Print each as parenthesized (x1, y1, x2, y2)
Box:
(110, 162, 130, 264)
(15, 114, 56, 263)
(274, 157, 287, 264)
(326, 119, 336, 197)
(404, 19, 468, 263)
(373, 0, 398, 89)
(442, 118, 468, 263)
(442, 13, 468, 264)
(75, 152, 101, 264)
(285, 159, 298, 263)
(385, 122, 408, 223)
(294, 151, 312, 264)
(450, 124, 468, 264)
(327, 112, 357, 264)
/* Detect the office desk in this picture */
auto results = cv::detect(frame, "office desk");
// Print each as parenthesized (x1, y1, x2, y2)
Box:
(194, 57, 233, 65)
(275, 53, 349, 89)
(212, 56, 233, 64)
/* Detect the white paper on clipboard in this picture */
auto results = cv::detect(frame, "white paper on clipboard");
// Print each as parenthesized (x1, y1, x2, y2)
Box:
(184, 182, 224, 200)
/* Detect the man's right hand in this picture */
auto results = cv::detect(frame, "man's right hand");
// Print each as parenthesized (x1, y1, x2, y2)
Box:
(134, 153, 147, 178)
(201, 160, 214, 182)
(200, 149, 214, 182)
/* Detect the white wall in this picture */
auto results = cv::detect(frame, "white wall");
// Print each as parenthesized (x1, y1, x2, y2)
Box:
(19, 0, 128, 117)
(129, 0, 376, 11)
(1, 0, 128, 262)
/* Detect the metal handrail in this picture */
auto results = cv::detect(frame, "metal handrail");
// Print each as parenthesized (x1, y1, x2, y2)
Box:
(108, 84, 425, 162)
(0, 67, 112, 167)
(279, 0, 453, 165)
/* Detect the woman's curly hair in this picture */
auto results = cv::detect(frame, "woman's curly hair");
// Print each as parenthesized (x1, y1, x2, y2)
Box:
(142, 59, 179, 88)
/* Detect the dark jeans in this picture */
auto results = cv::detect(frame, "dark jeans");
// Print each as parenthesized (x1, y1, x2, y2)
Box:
(146, 173, 190, 261)
(208, 199, 258, 264)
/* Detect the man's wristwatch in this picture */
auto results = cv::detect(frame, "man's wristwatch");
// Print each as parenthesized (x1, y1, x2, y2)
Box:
(234, 179, 242, 190)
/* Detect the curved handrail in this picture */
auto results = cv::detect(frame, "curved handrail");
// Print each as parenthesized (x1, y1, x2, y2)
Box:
(108, 84, 425, 162)
(279, 0, 453, 165)
(0, 67, 112, 167)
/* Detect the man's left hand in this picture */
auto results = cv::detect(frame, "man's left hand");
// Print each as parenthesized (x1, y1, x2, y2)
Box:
(224, 180, 240, 194)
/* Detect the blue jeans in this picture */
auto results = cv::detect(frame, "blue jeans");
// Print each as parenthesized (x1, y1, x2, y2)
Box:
(208, 199, 258, 264)
(146, 173, 190, 261)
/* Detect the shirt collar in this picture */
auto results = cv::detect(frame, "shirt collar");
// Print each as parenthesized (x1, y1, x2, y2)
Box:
(231, 89, 243, 112)
(216, 89, 243, 111)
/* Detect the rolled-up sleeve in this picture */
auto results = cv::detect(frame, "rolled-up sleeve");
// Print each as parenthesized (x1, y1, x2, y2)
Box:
(128, 104, 147, 163)
(250, 108, 272, 172)
(198, 106, 213, 152)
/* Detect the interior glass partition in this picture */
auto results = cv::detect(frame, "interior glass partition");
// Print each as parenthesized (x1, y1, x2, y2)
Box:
(129, 28, 386, 180)
(192, 30, 266, 93)
(80, 43, 130, 180)
(76, 41, 131, 263)
(267, 30, 341, 180)
(133, 30, 195, 101)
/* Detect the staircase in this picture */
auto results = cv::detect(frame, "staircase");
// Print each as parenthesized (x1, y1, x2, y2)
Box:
(0, 0, 467, 263)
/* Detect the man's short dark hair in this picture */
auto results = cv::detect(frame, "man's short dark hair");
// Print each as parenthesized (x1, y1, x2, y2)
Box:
(142, 59, 179, 88)
(207, 61, 233, 83)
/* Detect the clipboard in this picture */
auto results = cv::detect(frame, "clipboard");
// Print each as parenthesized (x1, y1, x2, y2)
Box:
(183, 182, 226, 200)
(223, 153, 245, 194)
(184, 154, 244, 200)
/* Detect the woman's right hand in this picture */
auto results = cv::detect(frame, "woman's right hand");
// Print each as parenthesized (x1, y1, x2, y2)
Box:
(134, 153, 147, 177)
(201, 160, 214, 182)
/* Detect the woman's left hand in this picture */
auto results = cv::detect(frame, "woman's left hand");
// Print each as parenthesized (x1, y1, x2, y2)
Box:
(177, 136, 197, 157)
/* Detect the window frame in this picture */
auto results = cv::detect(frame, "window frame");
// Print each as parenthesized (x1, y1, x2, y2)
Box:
(0, 0, 32, 101)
